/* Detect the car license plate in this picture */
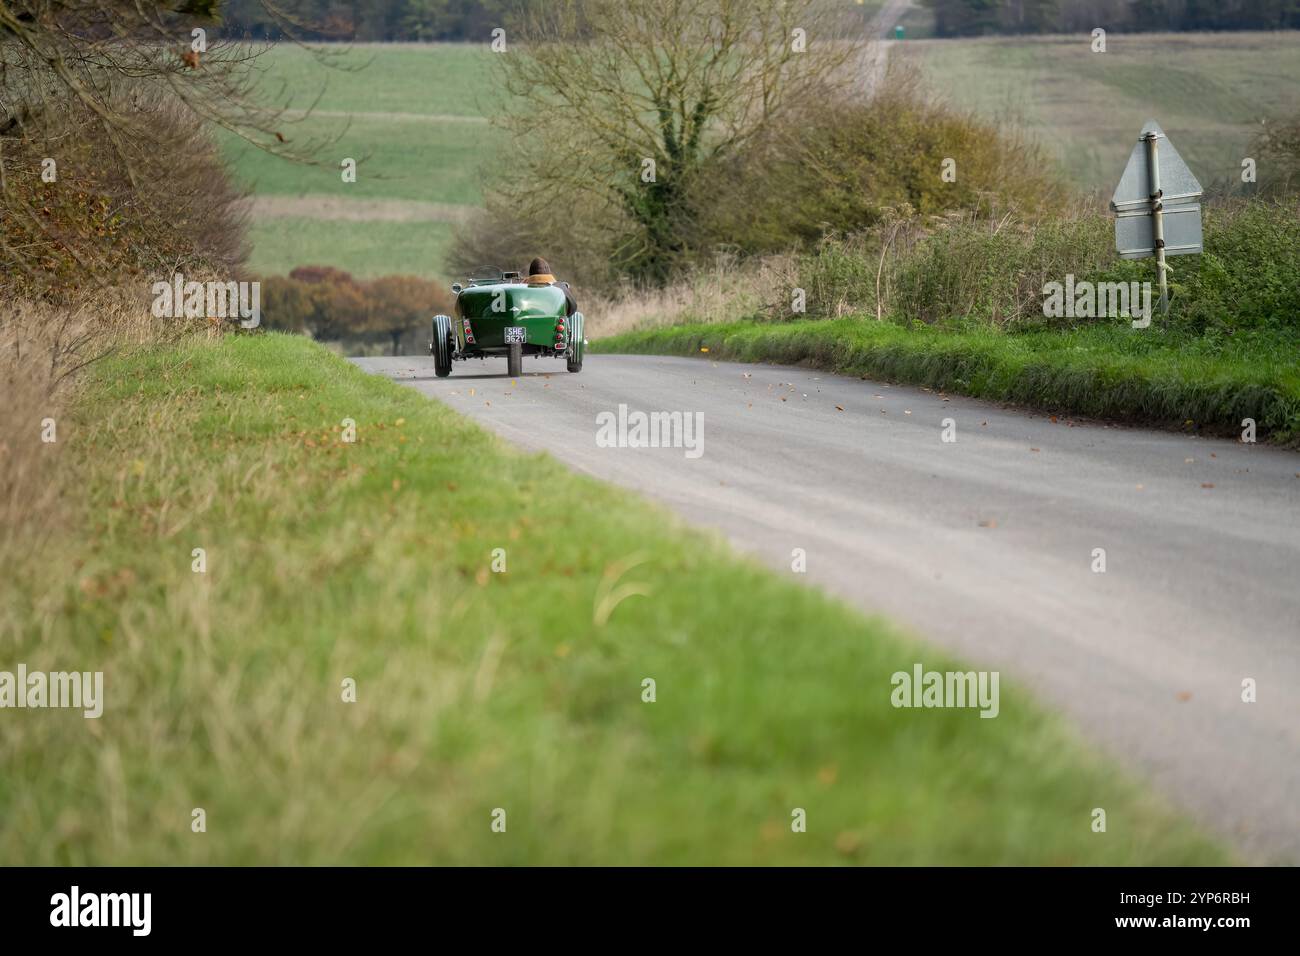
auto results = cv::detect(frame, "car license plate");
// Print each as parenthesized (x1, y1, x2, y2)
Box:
(504, 326, 526, 344)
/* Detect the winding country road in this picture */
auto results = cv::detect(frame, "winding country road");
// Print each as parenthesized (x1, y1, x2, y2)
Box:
(356, 352, 1300, 862)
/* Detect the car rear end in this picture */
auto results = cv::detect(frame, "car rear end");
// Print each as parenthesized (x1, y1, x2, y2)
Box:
(456, 283, 570, 357)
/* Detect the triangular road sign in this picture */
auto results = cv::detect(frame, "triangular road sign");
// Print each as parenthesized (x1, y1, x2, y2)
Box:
(1111, 120, 1203, 211)
(1111, 120, 1204, 260)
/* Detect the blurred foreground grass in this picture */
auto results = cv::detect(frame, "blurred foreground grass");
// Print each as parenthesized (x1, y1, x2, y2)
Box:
(0, 334, 1225, 864)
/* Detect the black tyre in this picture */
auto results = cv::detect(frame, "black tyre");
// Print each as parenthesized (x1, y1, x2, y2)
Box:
(432, 314, 453, 377)
(566, 311, 584, 373)
(507, 341, 522, 378)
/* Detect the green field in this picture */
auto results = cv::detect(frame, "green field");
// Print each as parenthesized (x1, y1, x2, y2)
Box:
(243, 42, 498, 116)
(247, 217, 458, 279)
(897, 32, 1300, 190)
(225, 43, 502, 280)
(231, 115, 497, 206)
(0, 333, 1225, 864)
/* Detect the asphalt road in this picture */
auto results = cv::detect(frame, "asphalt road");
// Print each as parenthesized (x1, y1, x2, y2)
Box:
(355, 352, 1300, 862)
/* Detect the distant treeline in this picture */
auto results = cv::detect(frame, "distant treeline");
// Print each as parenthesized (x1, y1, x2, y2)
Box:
(923, 0, 1300, 36)
(217, 0, 536, 41)
(216, 0, 1300, 41)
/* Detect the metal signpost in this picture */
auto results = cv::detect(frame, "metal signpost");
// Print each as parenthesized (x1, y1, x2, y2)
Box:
(1110, 120, 1204, 315)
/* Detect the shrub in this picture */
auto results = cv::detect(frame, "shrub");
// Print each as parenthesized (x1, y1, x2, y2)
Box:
(365, 275, 455, 353)
(260, 270, 454, 353)
(888, 210, 1113, 327)
(691, 67, 1059, 260)
(1, 93, 248, 302)
(1167, 198, 1300, 333)
(778, 196, 1299, 333)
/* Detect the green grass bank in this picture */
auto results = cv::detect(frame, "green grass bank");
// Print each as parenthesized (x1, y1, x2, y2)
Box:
(0, 334, 1227, 864)
(594, 320, 1300, 445)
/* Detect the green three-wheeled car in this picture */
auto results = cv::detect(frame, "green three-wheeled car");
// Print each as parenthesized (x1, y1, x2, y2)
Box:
(430, 270, 585, 378)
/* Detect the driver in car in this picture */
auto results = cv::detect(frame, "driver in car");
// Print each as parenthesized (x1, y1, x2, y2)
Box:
(525, 257, 578, 317)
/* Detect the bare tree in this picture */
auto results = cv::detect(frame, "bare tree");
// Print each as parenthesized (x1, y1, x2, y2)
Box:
(492, 0, 864, 282)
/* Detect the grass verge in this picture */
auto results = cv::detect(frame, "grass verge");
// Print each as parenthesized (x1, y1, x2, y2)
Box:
(594, 319, 1300, 445)
(0, 333, 1226, 864)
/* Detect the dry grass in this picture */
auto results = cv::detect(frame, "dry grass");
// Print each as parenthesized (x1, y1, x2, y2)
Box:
(0, 294, 212, 577)
(0, 302, 80, 560)
(585, 255, 795, 338)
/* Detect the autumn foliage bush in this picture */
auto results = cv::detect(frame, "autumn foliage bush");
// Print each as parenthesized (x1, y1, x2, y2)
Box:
(260, 268, 454, 353)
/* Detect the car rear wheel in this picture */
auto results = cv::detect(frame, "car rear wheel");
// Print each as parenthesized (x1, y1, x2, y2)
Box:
(507, 341, 522, 378)
(566, 312, 584, 373)
(432, 314, 453, 378)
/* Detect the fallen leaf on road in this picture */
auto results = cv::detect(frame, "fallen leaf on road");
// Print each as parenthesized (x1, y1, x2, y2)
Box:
(835, 405, 844, 411)
(978, 519, 997, 528)
(1176, 691, 1193, 702)
(1201, 482, 1215, 488)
